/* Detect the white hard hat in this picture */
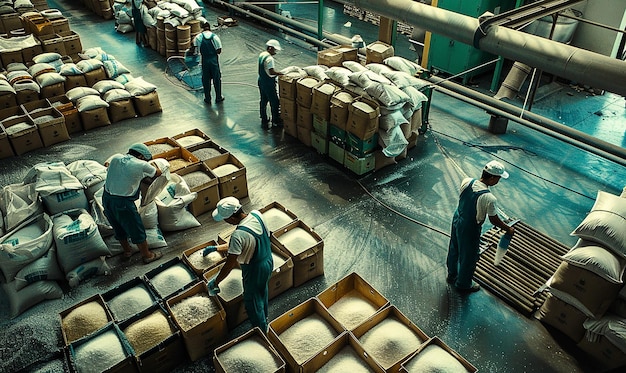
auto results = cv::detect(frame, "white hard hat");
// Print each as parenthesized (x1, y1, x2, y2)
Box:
(266, 39, 282, 51)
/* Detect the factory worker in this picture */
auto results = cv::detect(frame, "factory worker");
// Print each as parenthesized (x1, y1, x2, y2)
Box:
(446, 160, 515, 292)
(132, 0, 148, 46)
(191, 21, 224, 104)
(258, 39, 284, 129)
(206, 197, 274, 332)
(103, 143, 163, 264)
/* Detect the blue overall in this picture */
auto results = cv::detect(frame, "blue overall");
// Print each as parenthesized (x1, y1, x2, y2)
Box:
(446, 180, 489, 289)
(102, 189, 146, 244)
(236, 212, 273, 332)
(200, 33, 221, 101)
(258, 53, 280, 124)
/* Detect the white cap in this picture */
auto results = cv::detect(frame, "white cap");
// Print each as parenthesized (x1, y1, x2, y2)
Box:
(212, 197, 242, 221)
(484, 160, 509, 179)
(266, 39, 282, 50)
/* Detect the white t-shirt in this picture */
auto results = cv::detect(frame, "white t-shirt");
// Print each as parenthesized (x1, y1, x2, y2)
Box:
(228, 210, 267, 264)
(259, 51, 276, 77)
(104, 154, 156, 197)
(459, 178, 497, 224)
(193, 31, 222, 53)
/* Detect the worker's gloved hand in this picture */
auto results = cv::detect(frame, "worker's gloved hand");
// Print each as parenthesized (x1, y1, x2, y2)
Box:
(207, 278, 220, 296)
(203, 246, 217, 256)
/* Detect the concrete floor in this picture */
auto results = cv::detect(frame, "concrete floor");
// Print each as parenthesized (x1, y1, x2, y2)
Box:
(1, 1, 625, 372)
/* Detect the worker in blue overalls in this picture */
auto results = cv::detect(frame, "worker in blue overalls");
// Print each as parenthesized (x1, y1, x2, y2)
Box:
(258, 39, 284, 129)
(446, 160, 515, 293)
(206, 197, 274, 332)
(191, 22, 224, 104)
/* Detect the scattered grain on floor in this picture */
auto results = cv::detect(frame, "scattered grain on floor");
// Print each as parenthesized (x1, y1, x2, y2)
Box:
(62, 301, 109, 344)
(107, 285, 155, 321)
(216, 335, 283, 371)
(327, 290, 378, 330)
(278, 313, 338, 364)
(150, 264, 196, 298)
(359, 317, 424, 369)
(73, 330, 126, 373)
(123, 310, 175, 355)
(170, 293, 222, 331)
(403, 344, 469, 372)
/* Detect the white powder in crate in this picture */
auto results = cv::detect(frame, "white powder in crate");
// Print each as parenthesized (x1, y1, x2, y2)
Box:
(176, 135, 206, 147)
(277, 227, 318, 255)
(403, 344, 469, 373)
(32, 115, 55, 125)
(62, 301, 109, 344)
(73, 329, 126, 373)
(147, 143, 175, 155)
(212, 163, 239, 177)
(107, 285, 154, 321)
(327, 290, 378, 330)
(271, 252, 286, 270)
(187, 250, 223, 271)
(217, 335, 283, 372)
(170, 293, 221, 331)
(262, 208, 294, 232)
(5, 122, 33, 136)
(218, 268, 243, 302)
(278, 313, 338, 364)
(181, 171, 213, 189)
(169, 158, 193, 171)
(150, 263, 195, 298)
(192, 147, 222, 161)
(317, 346, 371, 373)
(359, 316, 424, 369)
(123, 310, 175, 355)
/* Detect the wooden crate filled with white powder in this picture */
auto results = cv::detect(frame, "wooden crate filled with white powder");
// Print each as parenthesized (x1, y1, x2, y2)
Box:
(144, 257, 198, 300)
(213, 327, 285, 373)
(271, 219, 324, 287)
(102, 277, 158, 323)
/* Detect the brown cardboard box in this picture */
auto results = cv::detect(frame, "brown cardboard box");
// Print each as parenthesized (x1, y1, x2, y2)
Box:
(278, 73, 299, 100)
(268, 243, 294, 300)
(279, 97, 297, 123)
(213, 327, 285, 373)
(108, 99, 137, 123)
(311, 82, 340, 121)
(317, 49, 343, 67)
(267, 298, 343, 373)
(60, 107, 82, 134)
(38, 33, 67, 55)
(153, 147, 200, 173)
(366, 40, 394, 64)
(0, 106, 25, 121)
(175, 163, 220, 216)
(0, 126, 14, 159)
(283, 117, 297, 138)
(296, 104, 312, 130)
(296, 76, 320, 108)
(181, 240, 225, 276)
(20, 98, 50, 114)
(1, 13, 23, 34)
(47, 94, 74, 113)
(297, 126, 312, 148)
(51, 18, 71, 34)
(203, 264, 248, 330)
(21, 44, 43, 64)
(312, 114, 329, 137)
(29, 107, 69, 147)
(16, 87, 40, 106)
(344, 151, 375, 175)
(0, 93, 17, 110)
(166, 282, 228, 362)
(84, 66, 107, 86)
(64, 74, 88, 91)
(26, 17, 54, 36)
(310, 130, 327, 155)
(346, 98, 380, 140)
(144, 257, 199, 300)
(400, 337, 478, 373)
(58, 30, 82, 56)
(577, 335, 626, 371)
(1, 49, 23, 67)
(186, 140, 229, 163)
(271, 220, 324, 287)
(144, 137, 180, 158)
(259, 201, 298, 233)
(59, 294, 114, 346)
(172, 128, 211, 148)
(204, 153, 248, 200)
(331, 45, 358, 61)
(133, 90, 162, 117)
(301, 332, 385, 373)
(3, 115, 43, 155)
(329, 91, 356, 129)
(317, 272, 389, 331)
(41, 81, 65, 98)
(536, 293, 586, 343)
(374, 149, 397, 171)
(80, 106, 111, 131)
(410, 107, 423, 133)
(101, 276, 159, 323)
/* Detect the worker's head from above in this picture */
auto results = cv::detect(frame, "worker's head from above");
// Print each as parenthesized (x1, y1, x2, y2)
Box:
(266, 39, 282, 55)
(128, 143, 152, 161)
(482, 160, 509, 186)
(213, 196, 244, 223)
(202, 21, 211, 31)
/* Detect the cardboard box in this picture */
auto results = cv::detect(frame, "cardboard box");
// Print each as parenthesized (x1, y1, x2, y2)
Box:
(400, 337, 477, 373)
(259, 201, 298, 233)
(374, 149, 397, 171)
(407, 131, 418, 150)
(67, 322, 138, 373)
(144, 257, 199, 300)
(331, 45, 358, 62)
(19, 98, 49, 114)
(278, 73, 299, 100)
(1, 106, 25, 122)
(267, 298, 343, 372)
(16, 87, 40, 106)
(102, 276, 159, 323)
(329, 124, 347, 145)
(1, 13, 23, 35)
(280, 97, 297, 123)
(214, 327, 285, 373)
(186, 140, 229, 163)
(311, 130, 328, 155)
(172, 128, 211, 148)
(64, 74, 88, 91)
(30, 107, 69, 147)
(80, 106, 111, 131)
(271, 220, 324, 287)
(154, 146, 200, 173)
(346, 98, 380, 140)
(0, 127, 14, 159)
(217, 15, 238, 26)
(41, 81, 66, 98)
(59, 294, 114, 346)
(108, 98, 137, 123)
(301, 332, 384, 373)
(60, 107, 82, 134)
(297, 126, 312, 148)
(283, 117, 297, 138)
(352, 306, 429, 372)
(329, 91, 356, 129)
(144, 137, 180, 158)
(317, 272, 389, 331)
(84, 66, 107, 86)
(175, 162, 220, 216)
(0, 93, 17, 110)
(344, 151, 375, 175)
(410, 107, 423, 134)
(311, 82, 340, 121)
(536, 293, 586, 343)
(1, 49, 23, 67)
(166, 281, 228, 362)
(268, 243, 294, 300)
(118, 304, 185, 373)
(133, 90, 162, 117)
(38, 33, 67, 55)
(296, 76, 320, 108)
(347, 132, 378, 157)
(21, 44, 43, 64)
(59, 30, 82, 55)
(27, 17, 54, 36)
(204, 153, 248, 200)
(203, 264, 248, 330)
(366, 41, 394, 64)
(312, 114, 329, 137)
(47, 94, 74, 113)
(328, 141, 345, 164)
(296, 104, 312, 130)
(577, 334, 626, 371)
(317, 49, 343, 67)
(3, 115, 43, 155)
(181, 240, 225, 276)
(52, 18, 71, 34)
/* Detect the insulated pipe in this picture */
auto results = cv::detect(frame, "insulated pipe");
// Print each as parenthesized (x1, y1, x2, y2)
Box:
(344, 0, 626, 97)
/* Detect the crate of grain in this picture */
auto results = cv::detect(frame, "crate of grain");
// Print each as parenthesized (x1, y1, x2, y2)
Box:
(214, 327, 285, 373)
(311, 82, 341, 121)
(296, 76, 321, 109)
(205, 153, 248, 200)
(400, 336, 477, 373)
(182, 240, 226, 276)
(331, 45, 358, 62)
(268, 297, 344, 373)
(166, 281, 228, 361)
(145, 137, 179, 158)
(38, 33, 67, 55)
(329, 90, 356, 130)
(2, 114, 43, 155)
(20, 98, 51, 114)
(144, 257, 199, 300)
(0, 124, 14, 159)
(102, 276, 159, 323)
(154, 146, 199, 173)
(0, 91, 17, 110)
(60, 294, 114, 346)
(52, 18, 71, 34)
(317, 48, 343, 68)
(259, 201, 298, 233)
(278, 72, 301, 100)
(317, 272, 389, 331)
(301, 331, 384, 373)
(187, 140, 229, 163)
(172, 128, 210, 148)
(366, 41, 394, 64)
(175, 162, 220, 216)
(203, 263, 247, 330)
(271, 219, 324, 287)
(67, 322, 137, 373)
(119, 303, 185, 373)
(80, 106, 110, 131)
(268, 242, 294, 300)
(29, 106, 69, 147)
(352, 305, 429, 372)
(133, 90, 162, 117)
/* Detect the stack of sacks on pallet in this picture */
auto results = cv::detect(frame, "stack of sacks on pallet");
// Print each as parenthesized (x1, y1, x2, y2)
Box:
(537, 190, 626, 371)
(113, 0, 134, 34)
(143, 0, 206, 56)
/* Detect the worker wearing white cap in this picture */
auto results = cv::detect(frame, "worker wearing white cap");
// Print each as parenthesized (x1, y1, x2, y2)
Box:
(258, 39, 284, 129)
(103, 143, 163, 264)
(191, 21, 224, 104)
(205, 197, 273, 332)
(446, 160, 514, 293)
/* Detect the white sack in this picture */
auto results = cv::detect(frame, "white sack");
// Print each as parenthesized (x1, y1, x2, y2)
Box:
(66, 256, 110, 288)
(2, 280, 63, 318)
(366, 83, 410, 107)
(0, 183, 43, 232)
(66, 160, 108, 201)
(155, 174, 200, 232)
(563, 239, 626, 284)
(325, 66, 352, 87)
(349, 70, 392, 89)
(302, 65, 329, 81)
(378, 126, 409, 158)
(14, 244, 63, 291)
(379, 110, 409, 131)
(383, 56, 422, 75)
(401, 86, 428, 110)
(583, 315, 626, 354)
(90, 188, 113, 238)
(0, 214, 53, 281)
